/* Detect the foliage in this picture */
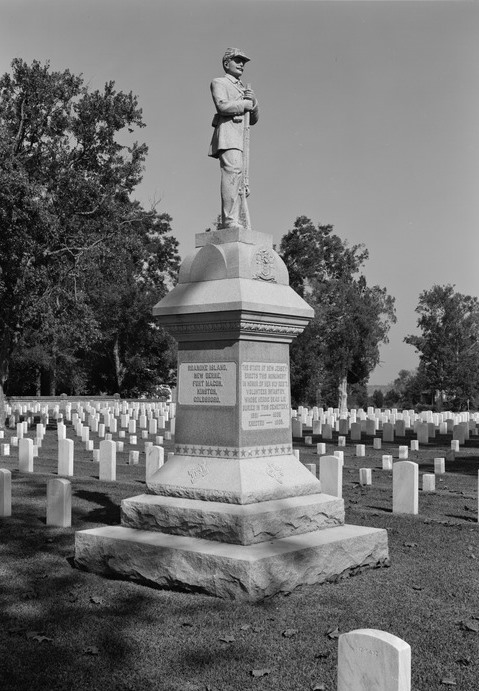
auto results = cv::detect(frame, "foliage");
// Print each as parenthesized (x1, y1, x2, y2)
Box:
(383, 369, 424, 410)
(404, 285, 479, 410)
(371, 388, 384, 409)
(280, 217, 396, 408)
(0, 58, 179, 412)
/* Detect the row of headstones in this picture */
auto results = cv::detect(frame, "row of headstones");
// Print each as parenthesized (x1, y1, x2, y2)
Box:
(293, 403, 478, 429)
(3, 399, 177, 433)
(303, 438, 460, 457)
(0, 443, 167, 519)
(302, 455, 479, 517)
(293, 416, 473, 445)
(302, 452, 448, 493)
(0, 403, 176, 460)
(4, 437, 168, 482)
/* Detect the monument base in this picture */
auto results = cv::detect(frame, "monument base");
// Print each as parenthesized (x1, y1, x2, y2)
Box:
(75, 523, 388, 601)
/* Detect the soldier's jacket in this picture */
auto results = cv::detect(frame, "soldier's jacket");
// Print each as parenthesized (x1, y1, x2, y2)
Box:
(208, 74, 259, 158)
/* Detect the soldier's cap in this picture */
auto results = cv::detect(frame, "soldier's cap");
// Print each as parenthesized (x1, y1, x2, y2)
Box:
(223, 47, 251, 64)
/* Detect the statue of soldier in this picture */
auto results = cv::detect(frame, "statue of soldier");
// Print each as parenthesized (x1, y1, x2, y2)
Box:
(208, 48, 259, 230)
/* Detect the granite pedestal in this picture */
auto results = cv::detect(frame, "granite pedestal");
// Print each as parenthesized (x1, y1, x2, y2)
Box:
(75, 228, 388, 599)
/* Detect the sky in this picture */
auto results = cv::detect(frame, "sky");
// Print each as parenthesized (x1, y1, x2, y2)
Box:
(1, 0, 478, 386)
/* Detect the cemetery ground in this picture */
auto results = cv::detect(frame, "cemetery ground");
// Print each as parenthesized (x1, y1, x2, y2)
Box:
(1, 426, 479, 691)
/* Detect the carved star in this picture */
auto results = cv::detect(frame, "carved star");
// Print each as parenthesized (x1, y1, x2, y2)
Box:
(232, 449, 238, 457)
(215, 448, 222, 456)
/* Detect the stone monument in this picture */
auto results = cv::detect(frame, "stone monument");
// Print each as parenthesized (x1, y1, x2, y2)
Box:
(74, 49, 388, 600)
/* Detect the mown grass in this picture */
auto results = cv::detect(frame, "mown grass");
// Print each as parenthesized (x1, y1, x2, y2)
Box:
(0, 421, 479, 690)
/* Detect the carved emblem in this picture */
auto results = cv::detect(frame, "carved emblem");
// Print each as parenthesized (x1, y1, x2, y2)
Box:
(266, 462, 284, 484)
(187, 461, 208, 484)
(253, 247, 276, 282)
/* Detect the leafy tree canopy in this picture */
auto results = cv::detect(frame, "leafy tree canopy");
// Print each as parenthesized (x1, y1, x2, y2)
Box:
(0, 59, 179, 417)
(405, 284, 479, 410)
(280, 217, 396, 409)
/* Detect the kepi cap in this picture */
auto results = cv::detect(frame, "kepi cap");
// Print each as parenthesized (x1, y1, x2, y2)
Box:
(223, 47, 251, 64)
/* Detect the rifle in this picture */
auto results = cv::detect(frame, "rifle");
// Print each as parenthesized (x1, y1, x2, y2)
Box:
(240, 83, 252, 230)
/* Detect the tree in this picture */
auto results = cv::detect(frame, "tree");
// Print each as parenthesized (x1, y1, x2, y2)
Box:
(383, 369, 423, 409)
(280, 217, 396, 409)
(371, 388, 384, 409)
(405, 285, 479, 410)
(0, 58, 178, 421)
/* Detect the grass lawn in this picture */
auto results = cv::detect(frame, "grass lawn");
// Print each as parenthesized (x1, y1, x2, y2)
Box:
(0, 421, 479, 690)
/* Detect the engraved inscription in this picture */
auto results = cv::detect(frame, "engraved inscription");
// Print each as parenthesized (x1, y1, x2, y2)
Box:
(179, 362, 236, 406)
(358, 647, 379, 657)
(241, 362, 290, 430)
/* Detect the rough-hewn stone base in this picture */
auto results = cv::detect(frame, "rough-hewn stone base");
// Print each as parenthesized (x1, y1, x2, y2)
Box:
(74, 523, 388, 601)
(121, 492, 344, 545)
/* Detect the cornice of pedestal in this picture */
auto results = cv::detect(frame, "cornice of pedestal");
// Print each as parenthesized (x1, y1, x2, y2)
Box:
(155, 308, 310, 343)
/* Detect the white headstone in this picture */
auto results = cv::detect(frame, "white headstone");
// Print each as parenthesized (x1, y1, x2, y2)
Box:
(337, 628, 411, 691)
(373, 438, 382, 450)
(319, 455, 343, 498)
(18, 438, 34, 472)
(434, 457, 445, 475)
(316, 442, 326, 455)
(0, 468, 12, 517)
(393, 461, 418, 515)
(338, 435, 346, 447)
(382, 455, 393, 471)
(398, 446, 408, 459)
(304, 463, 317, 477)
(422, 474, 435, 492)
(99, 440, 116, 481)
(128, 450, 140, 465)
(356, 444, 365, 457)
(145, 446, 165, 481)
(46, 478, 71, 527)
(58, 438, 74, 476)
(1, 443, 10, 457)
(410, 440, 419, 451)
(359, 468, 372, 486)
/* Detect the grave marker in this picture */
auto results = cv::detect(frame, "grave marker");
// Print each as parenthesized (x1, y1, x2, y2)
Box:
(393, 461, 418, 515)
(99, 440, 116, 481)
(46, 478, 71, 528)
(0, 469, 12, 517)
(319, 455, 342, 498)
(337, 628, 411, 691)
(18, 438, 34, 473)
(58, 438, 74, 477)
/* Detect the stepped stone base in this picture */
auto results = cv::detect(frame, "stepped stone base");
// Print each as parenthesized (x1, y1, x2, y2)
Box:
(121, 492, 344, 545)
(74, 523, 388, 601)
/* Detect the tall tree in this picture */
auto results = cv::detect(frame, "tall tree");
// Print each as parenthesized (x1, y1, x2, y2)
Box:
(405, 285, 479, 410)
(0, 58, 173, 422)
(280, 217, 396, 409)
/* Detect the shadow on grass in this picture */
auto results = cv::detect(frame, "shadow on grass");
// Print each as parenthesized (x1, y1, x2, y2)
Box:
(73, 489, 121, 524)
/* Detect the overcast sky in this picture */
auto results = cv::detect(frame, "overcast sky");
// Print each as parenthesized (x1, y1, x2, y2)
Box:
(2, 0, 478, 385)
